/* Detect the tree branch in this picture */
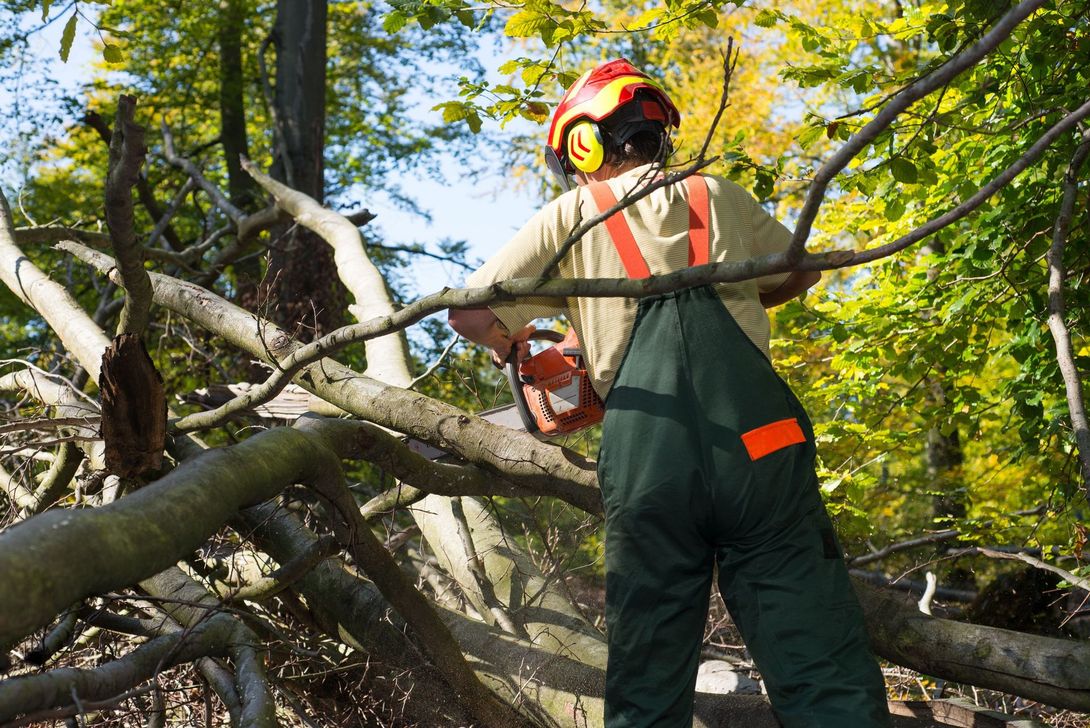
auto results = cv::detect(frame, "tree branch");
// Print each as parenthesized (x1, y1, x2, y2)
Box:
(160, 122, 246, 227)
(788, 0, 1048, 258)
(971, 547, 1090, 592)
(0, 613, 238, 723)
(449, 496, 530, 639)
(857, 579, 1090, 710)
(0, 195, 113, 383)
(138, 567, 276, 728)
(848, 529, 963, 567)
(20, 441, 84, 518)
(224, 535, 337, 604)
(240, 157, 413, 386)
(104, 95, 152, 336)
(1045, 133, 1090, 497)
(833, 98, 1090, 268)
(83, 110, 184, 252)
(296, 431, 530, 727)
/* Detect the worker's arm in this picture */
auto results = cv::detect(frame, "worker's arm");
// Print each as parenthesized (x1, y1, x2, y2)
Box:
(448, 307, 535, 367)
(759, 270, 821, 308)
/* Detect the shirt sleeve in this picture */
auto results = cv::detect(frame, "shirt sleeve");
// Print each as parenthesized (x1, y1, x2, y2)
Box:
(465, 195, 575, 333)
(748, 196, 795, 293)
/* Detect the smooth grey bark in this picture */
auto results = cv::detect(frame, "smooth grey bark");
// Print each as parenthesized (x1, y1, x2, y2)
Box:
(0, 425, 335, 649)
(1046, 135, 1090, 495)
(857, 580, 1090, 711)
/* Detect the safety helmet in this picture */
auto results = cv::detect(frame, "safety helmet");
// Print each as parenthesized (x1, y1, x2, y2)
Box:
(545, 59, 680, 191)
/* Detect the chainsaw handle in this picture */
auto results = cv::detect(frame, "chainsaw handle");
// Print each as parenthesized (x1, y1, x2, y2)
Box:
(526, 329, 565, 345)
(505, 329, 563, 436)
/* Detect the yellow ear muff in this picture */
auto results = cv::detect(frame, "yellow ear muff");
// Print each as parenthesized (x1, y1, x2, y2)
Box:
(566, 121, 605, 173)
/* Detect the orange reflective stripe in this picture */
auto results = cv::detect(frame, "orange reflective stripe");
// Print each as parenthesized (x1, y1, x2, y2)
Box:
(588, 181, 652, 279)
(740, 417, 806, 461)
(685, 175, 709, 266)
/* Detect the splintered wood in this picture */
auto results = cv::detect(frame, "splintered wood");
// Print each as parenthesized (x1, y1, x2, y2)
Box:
(100, 333, 166, 477)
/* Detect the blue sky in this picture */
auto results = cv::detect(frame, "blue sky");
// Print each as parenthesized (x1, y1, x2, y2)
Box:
(1, 8, 542, 301)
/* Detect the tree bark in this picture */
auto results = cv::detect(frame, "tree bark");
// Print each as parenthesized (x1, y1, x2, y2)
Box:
(857, 580, 1090, 711)
(262, 0, 346, 337)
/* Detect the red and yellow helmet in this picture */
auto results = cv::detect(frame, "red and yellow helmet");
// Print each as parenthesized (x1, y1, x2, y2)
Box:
(545, 59, 680, 187)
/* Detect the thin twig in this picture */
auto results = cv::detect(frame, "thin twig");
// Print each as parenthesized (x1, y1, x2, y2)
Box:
(160, 122, 246, 226)
(0, 416, 101, 436)
(409, 335, 460, 390)
(147, 177, 195, 250)
(974, 547, 1090, 591)
(830, 98, 1090, 268)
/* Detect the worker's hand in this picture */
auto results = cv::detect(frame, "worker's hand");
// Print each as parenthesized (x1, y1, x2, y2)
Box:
(490, 324, 535, 369)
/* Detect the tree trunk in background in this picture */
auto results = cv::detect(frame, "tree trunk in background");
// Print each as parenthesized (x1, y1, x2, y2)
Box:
(263, 0, 346, 338)
(218, 0, 264, 312)
(218, 0, 256, 211)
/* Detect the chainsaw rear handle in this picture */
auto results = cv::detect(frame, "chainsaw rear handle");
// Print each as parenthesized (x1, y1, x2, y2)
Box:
(506, 329, 565, 436)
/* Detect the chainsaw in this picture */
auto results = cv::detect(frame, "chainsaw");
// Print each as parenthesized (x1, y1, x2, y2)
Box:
(396, 328, 604, 460)
(505, 328, 605, 439)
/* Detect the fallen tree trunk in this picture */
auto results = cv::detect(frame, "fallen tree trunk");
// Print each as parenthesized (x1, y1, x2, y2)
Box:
(241, 501, 780, 728)
(0, 425, 334, 649)
(857, 580, 1090, 711)
(63, 242, 603, 513)
(63, 243, 1090, 712)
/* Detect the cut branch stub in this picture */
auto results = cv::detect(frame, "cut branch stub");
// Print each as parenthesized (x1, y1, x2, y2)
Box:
(100, 333, 166, 478)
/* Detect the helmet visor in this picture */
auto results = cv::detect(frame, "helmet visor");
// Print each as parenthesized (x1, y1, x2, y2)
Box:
(544, 146, 573, 193)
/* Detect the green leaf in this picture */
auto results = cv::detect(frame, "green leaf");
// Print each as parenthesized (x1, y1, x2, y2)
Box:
(796, 123, 823, 150)
(754, 9, 779, 27)
(382, 10, 407, 33)
(505, 9, 553, 39)
(59, 12, 77, 63)
(754, 171, 774, 200)
(434, 101, 469, 124)
(890, 157, 918, 184)
(884, 197, 905, 221)
(557, 71, 580, 87)
(694, 8, 718, 28)
(41, 0, 51, 22)
(465, 109, 482, 134)
(455, 10, 475, 27)
(102, 43, 123, 64)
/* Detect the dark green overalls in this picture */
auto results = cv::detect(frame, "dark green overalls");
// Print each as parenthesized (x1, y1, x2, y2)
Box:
(588, 177, 890, 727)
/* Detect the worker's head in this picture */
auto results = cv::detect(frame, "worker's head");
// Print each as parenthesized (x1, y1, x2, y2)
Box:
(545, 59, 680, 191)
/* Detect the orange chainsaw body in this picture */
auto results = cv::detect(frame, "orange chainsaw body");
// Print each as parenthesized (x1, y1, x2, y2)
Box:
(507, 329, 604, 437)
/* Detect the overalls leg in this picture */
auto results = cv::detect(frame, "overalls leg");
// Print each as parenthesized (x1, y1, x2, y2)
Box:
(598, 295, 716, 728)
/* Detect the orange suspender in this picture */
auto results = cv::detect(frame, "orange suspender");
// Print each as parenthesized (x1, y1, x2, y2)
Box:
(686, 174, 710, 266)
(586, 175, 710, 280)
(586, 181, 652, 279)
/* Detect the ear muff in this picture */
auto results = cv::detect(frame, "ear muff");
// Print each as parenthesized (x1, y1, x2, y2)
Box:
(566, 121, 605, 174)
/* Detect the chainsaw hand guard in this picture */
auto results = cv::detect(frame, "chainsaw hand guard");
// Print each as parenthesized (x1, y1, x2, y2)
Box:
(506, 328, 604, 438)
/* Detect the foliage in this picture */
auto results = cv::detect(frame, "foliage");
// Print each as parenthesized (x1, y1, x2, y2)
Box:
(379, 0, 1090, 583)
(2, 0, 1089, 679)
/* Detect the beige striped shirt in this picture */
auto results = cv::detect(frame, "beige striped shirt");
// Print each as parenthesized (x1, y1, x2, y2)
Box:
(467, 164, 794, 397)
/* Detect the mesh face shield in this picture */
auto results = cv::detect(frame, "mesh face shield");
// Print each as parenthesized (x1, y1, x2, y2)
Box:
(544, 145, 574, 192)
